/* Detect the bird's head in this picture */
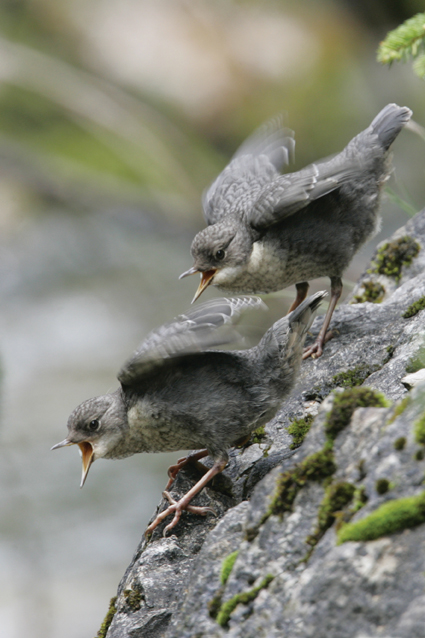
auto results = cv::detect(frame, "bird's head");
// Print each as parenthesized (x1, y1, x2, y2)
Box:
(180, 221, 253, 302)
(51, 393, 126, 487)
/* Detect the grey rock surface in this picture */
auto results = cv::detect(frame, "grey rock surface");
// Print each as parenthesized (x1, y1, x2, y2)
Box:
(105, 210, 425, 638)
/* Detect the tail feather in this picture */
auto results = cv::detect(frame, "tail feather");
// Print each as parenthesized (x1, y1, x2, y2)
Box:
(259, 291, 326, 359)
(370, 103, 412, 151)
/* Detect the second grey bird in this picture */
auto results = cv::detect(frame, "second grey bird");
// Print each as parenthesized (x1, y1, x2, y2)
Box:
(180, 103, 412, 358)
(52, 292, 325, 536)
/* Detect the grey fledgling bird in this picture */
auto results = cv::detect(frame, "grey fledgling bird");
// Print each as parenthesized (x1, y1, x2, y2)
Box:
(52, 292, 325, 536)
(180, 104, 412, 358)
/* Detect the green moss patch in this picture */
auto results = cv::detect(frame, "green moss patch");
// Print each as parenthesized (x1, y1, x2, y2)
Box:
(123, 589, 142, 612)
(368, 236, 420, 282)
(287, 414, 314, 449)
(403, 296, 425, 318)
(337, 491, 425, 543)
(415, 449, 424, 461)
(352, 280, 386, 304)
(216, 575, 274, 627)
(394, 437, 406, 450)
(331, 364, 379, 389)
(375, 478, 390, 495)
(307, 481, 356, 547)
(269, 444, 336, 518)
(414, 412, 425, 445)
(96, 597, 117, 638)
(251, 425, 266, 444)
(325, 387, 389, 440)
(220, 551, 239, 586)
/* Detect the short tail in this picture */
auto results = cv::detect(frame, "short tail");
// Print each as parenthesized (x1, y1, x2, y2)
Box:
(286, 291, 327, 350)
(259, 291, 326, 360)
(370, 103, 412, 151)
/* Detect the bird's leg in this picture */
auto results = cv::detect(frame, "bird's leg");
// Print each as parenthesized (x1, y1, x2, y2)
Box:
(302, 276, 342, 360)
(145, 459, 227, 537)
(287, 282, 309, 313)
(165, 449, 209, 490)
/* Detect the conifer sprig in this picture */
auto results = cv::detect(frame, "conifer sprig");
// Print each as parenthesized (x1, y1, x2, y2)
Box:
(377, 13, 425, 79)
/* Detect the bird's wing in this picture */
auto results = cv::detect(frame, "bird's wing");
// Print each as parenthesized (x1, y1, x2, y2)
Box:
(117, 296, 266, 386)
(247, 157, 363, 230)
(202, 117, 295, 226)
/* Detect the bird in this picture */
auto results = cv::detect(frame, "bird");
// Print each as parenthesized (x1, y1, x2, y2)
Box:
(51, 292, 325, 537)
(180, 103, 412, 358)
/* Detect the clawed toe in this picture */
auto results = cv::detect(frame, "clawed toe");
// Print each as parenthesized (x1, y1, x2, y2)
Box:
(145, 490, 217, 537)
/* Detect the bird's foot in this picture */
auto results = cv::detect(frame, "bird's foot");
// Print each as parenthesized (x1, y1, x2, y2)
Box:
(302, 330, 334, 360)
(145, 490, 216, 538)
(165, 450, 209, 490)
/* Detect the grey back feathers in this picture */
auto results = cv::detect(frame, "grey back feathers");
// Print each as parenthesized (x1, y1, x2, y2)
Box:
(118, 296, 266, 386)
(202, 103, 412, 233)
(202, 115, 295, 225)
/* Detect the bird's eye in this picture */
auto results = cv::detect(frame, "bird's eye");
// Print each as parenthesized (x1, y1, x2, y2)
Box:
(215, 249, 225, 261)
(88, 419, 100, 432)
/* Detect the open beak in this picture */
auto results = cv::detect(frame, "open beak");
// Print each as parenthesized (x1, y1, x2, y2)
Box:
(51, 438, 73, 450)
(191, 270, 217, 303)
(51, 438, 94, 488)
(179, 266, 198, 280)
(78, 442, 94, 488)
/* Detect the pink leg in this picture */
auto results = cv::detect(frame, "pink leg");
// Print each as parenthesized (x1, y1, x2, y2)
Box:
(303, 276, 342, 360)
(145, 459, 227, 537)
(287, 282, 310, 313)
(164, 449, 209, 490)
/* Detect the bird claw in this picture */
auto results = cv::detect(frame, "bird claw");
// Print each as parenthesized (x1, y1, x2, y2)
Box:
(302, 330, 334, 360)
(145, 490, 216, 538)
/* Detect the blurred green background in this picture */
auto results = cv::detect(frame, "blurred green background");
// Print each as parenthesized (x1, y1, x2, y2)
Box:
(0, 1, 424, 637)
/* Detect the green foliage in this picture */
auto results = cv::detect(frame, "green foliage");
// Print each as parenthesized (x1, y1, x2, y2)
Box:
(403, 296, 425, 318)
(414, 412, 425, 445)
(220, 551, 239, 586)
(368, 236, 420, 282)
(377, 13, 425, 79)
(352, 280, 386, 304)
(287, 414, 314, 449)
(216, 575, 274, 627)
(96, 597, 117, 638)
(337, 491, 425, 543)
(325, 388, 389, 441)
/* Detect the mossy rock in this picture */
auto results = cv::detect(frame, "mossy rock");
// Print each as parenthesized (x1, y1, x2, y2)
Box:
(352, 280, 386, 304)
(325, 387, 389, 440)
(368, 235, 420, 282)
(220, 550, 239, 585)
(287, 414, 314, 449)
(331, 364, 379, 389)
(414, 412, 425, 445)
(216, 575, 274, 627)
(307, 481, 356, 546)
(97, 597, 117, 638)
(337, 491, 425, 543)
(403, 295, 425, 318)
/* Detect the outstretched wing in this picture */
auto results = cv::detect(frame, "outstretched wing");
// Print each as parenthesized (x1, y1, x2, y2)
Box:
(246, 157, 363, 230)
(118, 296, 266, 386)
(202, 116, 295, 226)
